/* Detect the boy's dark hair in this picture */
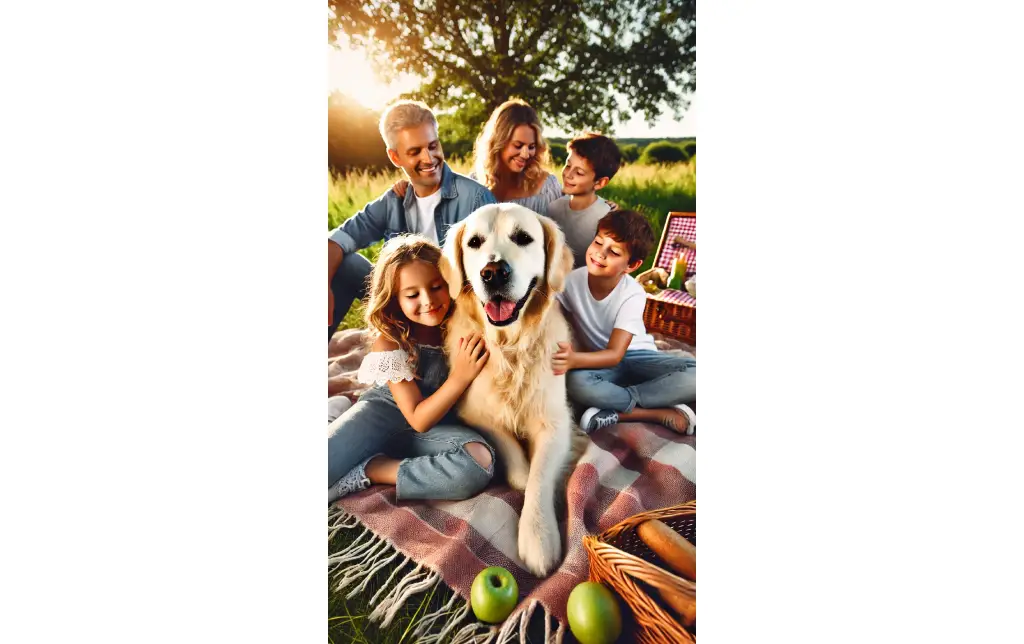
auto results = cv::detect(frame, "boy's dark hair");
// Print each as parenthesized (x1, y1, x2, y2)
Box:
(568, 132, 622, 183)
(595, 210, 656, 265)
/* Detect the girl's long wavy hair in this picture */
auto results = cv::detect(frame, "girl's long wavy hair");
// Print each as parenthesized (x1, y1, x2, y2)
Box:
(363, 234, 449, 372)
(473, 98, 551, 195)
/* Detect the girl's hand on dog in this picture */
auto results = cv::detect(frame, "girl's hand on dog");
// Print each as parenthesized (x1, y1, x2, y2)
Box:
(552, 342, 574, 376)
(451, 333, 490, 387)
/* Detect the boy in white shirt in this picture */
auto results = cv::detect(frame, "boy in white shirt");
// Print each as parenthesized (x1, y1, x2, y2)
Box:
(553, 210, 697, 434)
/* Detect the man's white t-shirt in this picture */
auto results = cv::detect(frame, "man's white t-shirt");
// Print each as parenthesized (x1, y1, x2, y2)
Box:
(411, 190, 442, 244)
(556, 267, 659, 353)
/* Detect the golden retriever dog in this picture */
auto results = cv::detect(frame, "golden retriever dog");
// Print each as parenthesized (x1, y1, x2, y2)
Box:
(440, 203, 579, 577)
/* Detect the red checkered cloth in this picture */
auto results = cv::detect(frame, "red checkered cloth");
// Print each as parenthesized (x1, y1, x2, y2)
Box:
(329, 423, 696, 643)
(649, 288, 696, 307)
(654, 216, 697, 279)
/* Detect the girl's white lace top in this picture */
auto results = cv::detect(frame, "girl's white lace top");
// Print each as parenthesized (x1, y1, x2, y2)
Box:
(356, 349, 416, 385)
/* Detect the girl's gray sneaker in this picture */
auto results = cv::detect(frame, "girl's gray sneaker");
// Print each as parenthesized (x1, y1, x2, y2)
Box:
(328, 453, 381, 504)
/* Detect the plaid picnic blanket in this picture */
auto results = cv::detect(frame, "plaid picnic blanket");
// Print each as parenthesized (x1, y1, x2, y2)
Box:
(328, 420, 696, 642)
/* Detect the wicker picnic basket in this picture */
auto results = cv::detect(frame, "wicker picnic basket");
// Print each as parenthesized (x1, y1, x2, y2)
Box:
(583, 501, 697, 643)
(642, 212, 697, 345)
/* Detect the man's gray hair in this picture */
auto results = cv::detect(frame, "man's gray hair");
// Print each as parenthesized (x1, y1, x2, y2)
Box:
(378, 100, 438, 149)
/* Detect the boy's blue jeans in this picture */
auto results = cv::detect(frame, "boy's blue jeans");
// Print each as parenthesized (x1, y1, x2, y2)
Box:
(565, 350, 696, 413)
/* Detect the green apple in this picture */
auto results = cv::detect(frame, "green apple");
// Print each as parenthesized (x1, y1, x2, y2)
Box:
(566, 582, 623, 644)
(471, 566, 519, 623)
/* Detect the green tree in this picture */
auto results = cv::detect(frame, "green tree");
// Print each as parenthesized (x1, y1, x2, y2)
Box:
(639, 141, 688, 164)
(435, 112, 479, 162)
(549, 143, 568, 165)
(680, 139, 696, 160)
(328, 0, 696, 134)
(619, 143, 641, 163)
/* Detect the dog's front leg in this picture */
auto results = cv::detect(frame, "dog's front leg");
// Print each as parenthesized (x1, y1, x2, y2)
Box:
(518, 422, 570, 577)
(472, 426, 530, 491)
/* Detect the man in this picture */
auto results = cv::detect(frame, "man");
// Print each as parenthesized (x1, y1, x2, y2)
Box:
(328, 100, 497, 339)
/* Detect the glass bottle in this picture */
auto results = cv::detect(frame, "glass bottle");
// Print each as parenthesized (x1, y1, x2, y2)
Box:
(667, 255, 688, 290)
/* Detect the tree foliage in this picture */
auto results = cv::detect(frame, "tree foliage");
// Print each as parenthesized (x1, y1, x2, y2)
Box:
(549, 143, 568, 165)
(680, 140, 696, 160)
(639, 140, 688, 164)
(618, 143, 641, 163)
(435, 112, 478, 161)
(328, 0, 696, 134)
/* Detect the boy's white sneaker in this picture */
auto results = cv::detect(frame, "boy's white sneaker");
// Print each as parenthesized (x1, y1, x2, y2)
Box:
(580, 407, 619, 434)
(675, 404, 697, 435)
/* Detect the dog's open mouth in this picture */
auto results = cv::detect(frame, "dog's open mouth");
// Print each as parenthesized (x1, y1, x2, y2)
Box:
(483, 278, 537, 327)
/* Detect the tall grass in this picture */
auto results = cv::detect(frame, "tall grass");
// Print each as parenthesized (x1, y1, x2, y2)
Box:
(328, 160, 696, 328)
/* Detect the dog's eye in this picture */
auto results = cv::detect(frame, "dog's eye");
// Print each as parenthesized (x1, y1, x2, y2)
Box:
(511, 230, 533, 246)
(467, 235, 483, 249)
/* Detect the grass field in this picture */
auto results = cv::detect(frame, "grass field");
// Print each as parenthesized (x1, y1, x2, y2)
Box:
(328, 159, 696, 331)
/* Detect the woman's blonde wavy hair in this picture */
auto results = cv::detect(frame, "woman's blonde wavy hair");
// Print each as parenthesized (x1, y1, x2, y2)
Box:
(473, 98, 551, 195)
(363, 234, 450, 373)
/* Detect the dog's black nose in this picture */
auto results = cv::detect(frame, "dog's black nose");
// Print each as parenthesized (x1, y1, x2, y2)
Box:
(480, 260, 511, 288)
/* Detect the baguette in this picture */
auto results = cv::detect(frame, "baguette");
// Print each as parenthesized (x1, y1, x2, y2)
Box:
(636, 519, 696, 581)
(652, 585, 696, 626)
(673, 236, 696, 250)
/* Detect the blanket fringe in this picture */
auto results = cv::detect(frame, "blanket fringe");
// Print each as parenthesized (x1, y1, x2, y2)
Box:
(327, 506, 361, 539)
(411, 590, 465, 643)
(345, 546, 401, 599)
(333, 534, 392, 594)
(327, 526, 374, 570)
(449, 618, 496, 644)
(369, 563, 442, 628)
(329, 508, 566, 643)
(368, 554, 412, 605)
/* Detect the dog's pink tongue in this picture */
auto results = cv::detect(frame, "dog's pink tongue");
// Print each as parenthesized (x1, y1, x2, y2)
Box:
(485, 300, 515, 322)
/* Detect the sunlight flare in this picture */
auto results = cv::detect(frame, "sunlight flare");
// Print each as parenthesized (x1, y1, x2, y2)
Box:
(327, 35, 422, 110)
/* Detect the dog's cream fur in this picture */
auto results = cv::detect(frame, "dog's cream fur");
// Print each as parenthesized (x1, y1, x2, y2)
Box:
(440, 204, 577, 577)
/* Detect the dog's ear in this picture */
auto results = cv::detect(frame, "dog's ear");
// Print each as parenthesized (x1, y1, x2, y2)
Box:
(541, 215, 573, 293)
(439, 220, 467, 300)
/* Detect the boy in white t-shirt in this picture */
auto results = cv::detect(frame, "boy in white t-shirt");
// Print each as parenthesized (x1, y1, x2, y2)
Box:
(554, 210, 697, 435)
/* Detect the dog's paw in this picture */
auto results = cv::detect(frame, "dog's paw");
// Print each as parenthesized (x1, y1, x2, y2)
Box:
(518, 504, 562, 577)
(505, 462, 530, 492)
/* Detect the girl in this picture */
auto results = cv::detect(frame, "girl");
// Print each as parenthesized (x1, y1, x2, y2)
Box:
(328, 234, 495, 504)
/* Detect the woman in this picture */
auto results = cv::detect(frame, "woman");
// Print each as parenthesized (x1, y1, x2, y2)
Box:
(470, 98, 563, 213)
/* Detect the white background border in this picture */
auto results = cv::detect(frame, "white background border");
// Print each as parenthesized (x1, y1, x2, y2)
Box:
(2, 1, 1024, 642)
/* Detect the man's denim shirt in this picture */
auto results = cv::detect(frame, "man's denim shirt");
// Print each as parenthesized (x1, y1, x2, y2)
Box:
(328, 163, 497, 255)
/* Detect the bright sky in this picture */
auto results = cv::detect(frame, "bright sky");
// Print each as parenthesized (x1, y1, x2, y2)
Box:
(327, 42, 696, 139)
(327, 41, 422, 112)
